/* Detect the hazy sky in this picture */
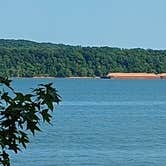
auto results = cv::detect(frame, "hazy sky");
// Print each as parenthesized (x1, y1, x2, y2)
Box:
(0, 0, 165, 49)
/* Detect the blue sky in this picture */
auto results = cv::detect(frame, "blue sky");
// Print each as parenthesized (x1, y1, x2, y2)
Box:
(0, 0, 165, 49)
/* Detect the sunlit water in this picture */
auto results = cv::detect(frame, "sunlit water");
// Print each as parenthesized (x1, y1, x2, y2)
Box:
(10, 78, 166, 166)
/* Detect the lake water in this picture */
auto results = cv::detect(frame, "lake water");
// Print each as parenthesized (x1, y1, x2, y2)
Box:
(11, 78, 166, 166)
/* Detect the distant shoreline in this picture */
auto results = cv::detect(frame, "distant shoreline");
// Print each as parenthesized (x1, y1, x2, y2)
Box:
(11, 73, 166, 80)
(13, 76, 101, 79)
(106, 72, 166, 80)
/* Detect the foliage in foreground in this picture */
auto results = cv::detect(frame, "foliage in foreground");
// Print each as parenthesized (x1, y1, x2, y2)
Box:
(0, 77, 61, 166)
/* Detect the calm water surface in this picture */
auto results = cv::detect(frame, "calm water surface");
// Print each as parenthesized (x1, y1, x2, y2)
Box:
(11, 78, 166, 166)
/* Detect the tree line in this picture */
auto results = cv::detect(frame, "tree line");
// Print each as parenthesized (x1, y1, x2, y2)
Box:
(0, 39, 166, 77)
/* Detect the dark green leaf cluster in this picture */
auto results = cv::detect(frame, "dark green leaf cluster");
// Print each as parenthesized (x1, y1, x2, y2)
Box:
(0, 39, 166, 77)
(0, 77, 61, 166)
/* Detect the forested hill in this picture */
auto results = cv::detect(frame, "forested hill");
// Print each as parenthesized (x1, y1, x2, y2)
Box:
(0, 39, 166, 77)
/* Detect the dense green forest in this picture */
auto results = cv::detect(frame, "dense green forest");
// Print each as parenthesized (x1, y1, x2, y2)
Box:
(0, 39, 166, 77)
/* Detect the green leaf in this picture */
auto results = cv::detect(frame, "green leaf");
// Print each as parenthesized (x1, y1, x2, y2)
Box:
(0, 78, 61, 166)
(41, 109, 52, 123)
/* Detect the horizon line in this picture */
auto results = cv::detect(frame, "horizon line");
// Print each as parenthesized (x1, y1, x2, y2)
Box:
(0, 38, 165, 51)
